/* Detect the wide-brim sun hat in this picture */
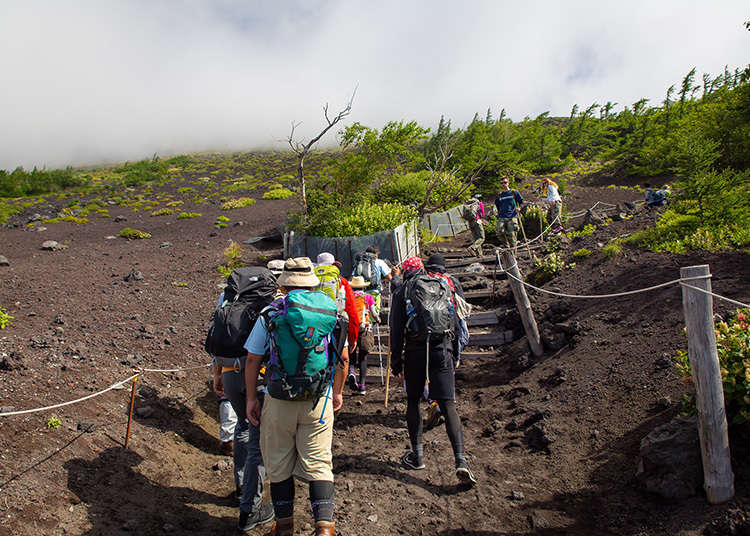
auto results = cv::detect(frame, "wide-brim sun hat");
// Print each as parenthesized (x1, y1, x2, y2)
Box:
(266, 259, 284, 276)
(349, 275, 369, 289)
(277, 257, 320, 288)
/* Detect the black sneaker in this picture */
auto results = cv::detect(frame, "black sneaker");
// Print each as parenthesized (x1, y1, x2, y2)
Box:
(237, 503, 274, 533)
(402, 451, 425, 470)
(455, 460, 477, 486)
(347, 370, 358, 392)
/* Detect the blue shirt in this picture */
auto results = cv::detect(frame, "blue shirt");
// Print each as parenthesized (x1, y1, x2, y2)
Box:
(495, 190, 523, 219)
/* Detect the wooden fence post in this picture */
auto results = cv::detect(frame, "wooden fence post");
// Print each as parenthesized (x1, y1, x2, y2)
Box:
(680, 264, 734, 504)
(501, 250, 543, 357)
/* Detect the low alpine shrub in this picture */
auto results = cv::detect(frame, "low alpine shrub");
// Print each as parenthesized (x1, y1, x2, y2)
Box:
(0, 307, 13, 329)
(221, 197, 256, 210)
(572, 248, 592, 258)
(119, 227, 151, 239)
(150, 208, 174, 217)
(262, 188, 295, 200)
(177, 212, 202, 219)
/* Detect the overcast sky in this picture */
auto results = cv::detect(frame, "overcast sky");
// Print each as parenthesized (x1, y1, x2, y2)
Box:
(1, 1, 747, 170)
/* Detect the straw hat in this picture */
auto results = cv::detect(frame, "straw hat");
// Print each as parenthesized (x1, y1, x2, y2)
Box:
(349, 275, 369, 289)
(266, 259, 284, 276)
(277, 257, 320, 288)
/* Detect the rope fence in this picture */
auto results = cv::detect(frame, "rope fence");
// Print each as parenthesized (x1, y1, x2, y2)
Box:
(0, 362, 211, 417)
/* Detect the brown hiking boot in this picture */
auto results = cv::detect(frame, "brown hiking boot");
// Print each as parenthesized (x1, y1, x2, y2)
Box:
(271, 516, 294, 536)
(314, 520, 335, 536)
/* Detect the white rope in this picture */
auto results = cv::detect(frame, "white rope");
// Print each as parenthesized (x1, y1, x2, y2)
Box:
(0, 362, 211, 417)
(679, 283, 750, 309)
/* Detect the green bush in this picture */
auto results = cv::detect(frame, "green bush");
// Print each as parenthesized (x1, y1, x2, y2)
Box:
(376, 172, 426, 205)
(572, 248, 592, 258)
(115, 158, 167, 187)
(527, 252, 573, 285)
(218, 241, 243, 276)
(150, 208, 174, 217)
(304, 200, 417, 237)
(566, 223, 596, 241)
(674, 309, 750, 423)
(0, 167, 89, 197)
(263, 188, 295, 200)
(602, 241, 623, 257)
(177, 212, 202, 219)
(521, 205, 548, 238)
(0, 307, 13, 329)
(221, 197, 256, 210)
(119, 227, 151, 239)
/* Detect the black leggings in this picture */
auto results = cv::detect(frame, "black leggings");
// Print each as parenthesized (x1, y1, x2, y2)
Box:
(406, 397, 464, 459)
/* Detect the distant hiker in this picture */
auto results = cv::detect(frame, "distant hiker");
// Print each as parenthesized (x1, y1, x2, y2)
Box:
(462, 194, 486, 257)
(645, 184, 671, 208)
(351, 245, 392, 314)
(494, 176, 524, 250)
(540, 178, 563, 233)
(389, 255, 477, 486)
(314, 251, 361, 350)
(347, 275, 380, 395)
(244, 257, 349, 536)
(206, 266, 278, 532)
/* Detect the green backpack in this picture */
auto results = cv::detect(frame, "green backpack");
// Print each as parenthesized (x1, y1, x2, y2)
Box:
(264, 290, 339, 403)
(314, 264, 345, 314)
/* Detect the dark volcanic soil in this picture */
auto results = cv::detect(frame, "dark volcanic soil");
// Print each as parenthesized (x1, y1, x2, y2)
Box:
(0, 177, 749, 536)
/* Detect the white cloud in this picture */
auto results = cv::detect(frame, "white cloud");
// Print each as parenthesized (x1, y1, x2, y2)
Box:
(0, 0, 747, 169)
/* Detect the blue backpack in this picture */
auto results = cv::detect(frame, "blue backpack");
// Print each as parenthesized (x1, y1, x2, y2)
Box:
(263, 291, 340, 403)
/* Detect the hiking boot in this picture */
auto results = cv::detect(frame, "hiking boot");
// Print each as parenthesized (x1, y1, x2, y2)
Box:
(424, 401, 441, 429)
(455, 460, 477, 486)
(238, 503, 274, 532)
(402, 451, 425, 470)
(314, 520, 335, 536)
(354, 383, 366, 396)
(347, 369, 358, 392)
(220, 440, 233, 457)
(270, 516, 294, 536)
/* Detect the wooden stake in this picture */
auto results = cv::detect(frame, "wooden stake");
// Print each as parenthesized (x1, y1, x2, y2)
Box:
(501, 251, 543, 357)
(680, 264, 734, 504)
(124, 376, 138, 449)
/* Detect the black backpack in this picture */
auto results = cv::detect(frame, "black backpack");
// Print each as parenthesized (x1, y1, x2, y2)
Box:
(205, 267, 277, 366)
(352, 252, 382, 291)
(404, 273, 454, 341)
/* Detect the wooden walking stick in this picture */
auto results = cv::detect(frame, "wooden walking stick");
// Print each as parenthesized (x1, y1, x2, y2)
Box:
(124, 375, 138, 449)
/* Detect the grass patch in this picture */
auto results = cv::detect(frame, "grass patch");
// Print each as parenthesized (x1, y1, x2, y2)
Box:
(218, 240, 243, 277)
(602, 241, 623, 257)
(150, 208, 174, 217)
(572, 248, 592, 258)
(177, 212, 202, 219)
(119, 227, 151, 239)
(221, 197, 256, 210)
(263, 188, 295, 200)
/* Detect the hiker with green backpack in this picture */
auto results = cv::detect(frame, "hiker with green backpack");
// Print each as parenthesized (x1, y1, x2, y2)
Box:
(389, 255, 477, 486)
(314, 251, 360, 351)
(243, 257, 349, 536)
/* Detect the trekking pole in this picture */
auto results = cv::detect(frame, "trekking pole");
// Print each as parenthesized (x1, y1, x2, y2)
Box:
(384, 293, 393, 409)
(512, 196, 533, 261)
(124, 375, 138, 449)
(318, 372, 335, 425)
(376, 323, 384, 386)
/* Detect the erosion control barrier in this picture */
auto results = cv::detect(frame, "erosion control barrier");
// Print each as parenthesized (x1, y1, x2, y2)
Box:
(283, 219, 420, 276)
(421, 205, 469, 239)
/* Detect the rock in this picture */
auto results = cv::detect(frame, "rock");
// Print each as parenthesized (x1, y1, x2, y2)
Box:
(124, 269, 143, 282)
(77, 422, 96, 432)
(41, 240, 66, 251)
(121, 519, 138, 531)
(367, 514, 378, 523)
(135, 406, 154, 418)
(506, 386, 531, 400)
(612, 212, 627, 222)
(654, 396, 672, 410)
(0, 406, 16, 414)
(510, 490, 525, 501)
(525, 422, 555, 453)
(528, 511, 551, 530)
(35, 226, 47, 232)
(623, 201, 637, 212)
(582, 209, 604, 227)
(27, 213, 42, 223)
(0, 255, 9, 266)
(466, 262, 485, 273)
(159, 242, 172, 248)
(505, 339, 531, 372)
(654, 356, 672, 370)
(636, 416, 702, 500)
(114, 216, 127, 222)
(212, 459, 232, 471)
(540, 323, 568, 352)
(540, 368, 566, 388)
(543, 301, 571, 323)
(346, 480, 354, 492)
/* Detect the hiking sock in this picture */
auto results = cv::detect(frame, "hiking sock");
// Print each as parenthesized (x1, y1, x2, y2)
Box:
(437, 399, 464, 456)
(270, 477, 295, 519)
(406, 398, 423, 455)
(309, 480, 335, 523)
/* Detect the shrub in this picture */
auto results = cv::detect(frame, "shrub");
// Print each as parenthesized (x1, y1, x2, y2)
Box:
(0, 307, 13, 329)
(177, 187, 198, 195)
(566, 223, 596, 241)
(263, 188, 295, 200)
(602, 241, 623, 257)
(166, 200, 183, 207)
(221, 197, 256, 210)
(177, 212, 202, 219)
(572, 248, 592, 258)
(304, 200, 417, 237)
(218, 241, 243, 276)
(0, 202, 23, 225)
(42, 214, 89, 224)
(0, 166, 89, 197)
(527, 252, 573, 285)
(521, 205, 548, 238)
(46, 417, 62, 429)
(115, 158, 167, 187)
(674, 309, 750, 424)
(150, 208, 174, 217)
(119, 227, 151, 239)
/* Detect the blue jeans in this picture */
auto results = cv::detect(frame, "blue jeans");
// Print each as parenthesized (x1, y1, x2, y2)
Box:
(222, 369, 265, 514)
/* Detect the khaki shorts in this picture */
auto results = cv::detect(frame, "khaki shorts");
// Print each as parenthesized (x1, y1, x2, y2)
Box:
(260, 395, 334, 483)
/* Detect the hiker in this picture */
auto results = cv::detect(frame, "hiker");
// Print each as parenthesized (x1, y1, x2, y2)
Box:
(244, 257, 349, 536)
(347, 275, 380, 395)
(207, 267, 278, 532)
(645, 184, 670, 208)
(314, 252, 360, 351)
(540, 178, 563, 233)
(462, 194, 486, 257)
(494, 176, 524, 249)
(389, 255, 477, 486)
(351, 245, 392, 315)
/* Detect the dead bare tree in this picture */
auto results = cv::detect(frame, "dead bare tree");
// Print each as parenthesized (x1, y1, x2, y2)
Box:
(287, 88, 356, 216)
(417, 132, 485, 215)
